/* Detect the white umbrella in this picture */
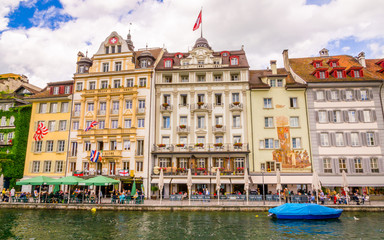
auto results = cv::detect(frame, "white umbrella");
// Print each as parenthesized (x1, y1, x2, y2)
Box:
(244, 168, 249, 205)
(0, 174, 3, 192)
(312, 170, 321, 204)
(187, 168, 192, 206)
(276, 169, 282, 205)
(159, 168, 164, 205)
(216, 169, 221, 205)
(342, 170, 349, 205)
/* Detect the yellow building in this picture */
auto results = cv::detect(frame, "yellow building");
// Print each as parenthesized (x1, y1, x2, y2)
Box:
(71, 31, 163, 195)
(247, 61, 312, 193)
(22, 80, 73, 192)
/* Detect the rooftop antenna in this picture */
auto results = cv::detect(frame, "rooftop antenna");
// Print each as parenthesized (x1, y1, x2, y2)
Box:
(129, 22, 132, 34)
(86, 50, 88, 57)
(146, 43, 148, 50)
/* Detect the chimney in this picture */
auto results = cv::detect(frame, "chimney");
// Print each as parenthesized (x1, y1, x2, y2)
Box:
(319, 48, 329, 57)
(357, 51, 366, 67)
(282, 49, 290, 72)
(270, 60, 277, 75)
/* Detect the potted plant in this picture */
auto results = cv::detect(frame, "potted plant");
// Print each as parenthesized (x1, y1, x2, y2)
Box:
(197, 102, 204, 106)
(176, 167, 186, 173)
(157, 144, 166, 148)
(159, 167, 167, 171)
(151, 185, 159, 200)
(197, 167, 206, 171)
(179, 125, 186, 129)
(214, 143, 223, 147)
(195, 143, 204, 147)
(233, 101, 240, 105)
(176, 143, 185, 147)
(219, 167, 225, 172)
(236, 167, 244, 171)
(234, 142, 243, 147)
(215, 124, 223, 128)
(162, 102, 169, 107)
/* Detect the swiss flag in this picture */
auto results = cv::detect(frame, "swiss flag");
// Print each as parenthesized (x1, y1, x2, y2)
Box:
(193, 10, 202, 31)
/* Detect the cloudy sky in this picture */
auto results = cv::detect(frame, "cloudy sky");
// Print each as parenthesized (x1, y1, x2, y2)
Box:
(1, 0, 384, 87)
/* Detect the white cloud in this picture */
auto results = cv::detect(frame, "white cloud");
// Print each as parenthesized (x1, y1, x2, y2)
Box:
(368, 43, 384, 58)
(1, 0, 384, 87)
(342, 46, 350, 52)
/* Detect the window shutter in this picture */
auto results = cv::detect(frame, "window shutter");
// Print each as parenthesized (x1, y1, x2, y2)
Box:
(350, 90, 355, 100)
(328, 111, 334, 123)
(57, 103, 61, 113)
(363, 158, 370, 173)
(372, 110, 377, 122)
(343, 111, 349, 122)
(317, 133, 321, 145)
(330, 133, 336, 146)
(36, 104, 40, 113)
(334, 158, 339, 173)
(340, 111, 344, 122)
(355, 90, 361, 101)
(70, 85, 73, 94)
(315, 111, 319, 122)
(379, 158, 384, 173)
(340, 90, 346, 101)
(31, 141, 35, 152)
(360, 70, 364, 77)
(49, 87, 53, 95)
(349, 158, 355, 173)
(369, 89, 373, 100)
(64, 140, 68, 152)
(325, 72, 329, 78)
(342, 71, 347, 78)
(55, 121, 59, 131)
(318, 158, 324, 173)
(259, 140, 264, 149)
(375, 132, 380, 146)
(59, 86, 64, 94)
(41, 141, 46, 152)
(65, 120, 68, 131)
(326, 91, 331, 101)
(345, 132, 351, 146)
(361, 132, 367, 146)
(34, 122, 38, 131)
(313, 92, 317, 101)
(46, 103, 51, 113)
(358, 110, 364, 122)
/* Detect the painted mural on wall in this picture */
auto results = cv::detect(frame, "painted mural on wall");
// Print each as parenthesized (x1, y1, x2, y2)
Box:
(272, 116, 311, 172)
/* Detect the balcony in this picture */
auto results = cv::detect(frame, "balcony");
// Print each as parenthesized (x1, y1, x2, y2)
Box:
(98, 110, 106, 116)
(176, 126, 190, 133)
(190, 103, 212, 112)
(152, 165, 246, 176)
(82, 86, 138, 96)
(160, 104, 173, 112)
(73, 111, 80, 117)
(78, 128, 136, 137)
(212, 125, 226, 133)
(110, 109, 119, 115)
(229, 102, 243, 111)
(136, 107, 146, 115)
(178, 103, 189, 108)
(152, 143, 249, 153)
(102, 150, 122, 157)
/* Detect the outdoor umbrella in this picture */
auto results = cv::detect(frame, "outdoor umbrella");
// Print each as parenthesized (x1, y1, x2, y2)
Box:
(276, 169, 282, 205)
(16, 176, 55, 203)
(342, 170, 349, 205)
(0, 174, 3, 192)
(131, 181, 137, 198)
(51, 176, 85, 204)
(82, 176, 120, 204)
(244, 168, 249, 205)
(216, 168, 221, 205)
(187, 168, 192, 206)
(312, 170, 321, 204)
(159, 169, 164, 204)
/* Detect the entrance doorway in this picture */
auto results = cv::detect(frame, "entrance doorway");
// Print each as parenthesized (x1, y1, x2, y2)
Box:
(178, 184, 188, 194)
(233, 184, 244, 194)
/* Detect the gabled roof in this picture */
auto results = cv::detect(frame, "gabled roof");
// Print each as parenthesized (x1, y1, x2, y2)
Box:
(28, 80, 73, 99)
(14, 83, 42, 94)
(366, 59, 384, 78)
(134, 48, 163, 69)
(249, 68, 305, 89)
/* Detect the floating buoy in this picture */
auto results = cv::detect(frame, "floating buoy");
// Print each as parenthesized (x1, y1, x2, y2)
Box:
(91, 208, 96, 212)
(255, 215, 259, 218)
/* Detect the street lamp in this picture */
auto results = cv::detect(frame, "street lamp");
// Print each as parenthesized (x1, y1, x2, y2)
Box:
(261, 165, 265, 206)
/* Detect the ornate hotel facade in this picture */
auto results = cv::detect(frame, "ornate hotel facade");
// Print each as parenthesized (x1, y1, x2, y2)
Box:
(150, 37, 250, 197)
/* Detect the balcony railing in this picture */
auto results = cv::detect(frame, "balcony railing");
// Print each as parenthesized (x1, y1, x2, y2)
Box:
(102, 150, 122, 157)
(110, 109, 119, 115)
(229, 103, 243, 111)
(212, 125, 226, 133)
(178, 103, 189, 108)
(136, 107, 146, 114)
(98, 110, 106, 115)
(152, 166, 246, 176)
(79, 128, 135, 136)
(160, 104, 173, 112)
(176, 126, 190, 133)
(82, 86, 138, 96)
(190, 103, 212, 111)
(153, 143, 249, 153)
(73, 111, 80, 117)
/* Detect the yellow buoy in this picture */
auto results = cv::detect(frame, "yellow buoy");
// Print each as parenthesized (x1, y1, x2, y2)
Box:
(91, 208, 96, 212)
(255, 215, 259, 218)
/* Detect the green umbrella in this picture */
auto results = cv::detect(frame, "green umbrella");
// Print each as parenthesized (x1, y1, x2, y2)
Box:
(53, 185, 60, 193)
(81, 176, 120, 186)
(131, 181, 136, 197)
(50, 176, 85, 185)
(16, 176, 55, 185)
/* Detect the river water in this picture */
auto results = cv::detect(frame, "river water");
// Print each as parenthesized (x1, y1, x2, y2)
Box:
(0, 209, 383, 239)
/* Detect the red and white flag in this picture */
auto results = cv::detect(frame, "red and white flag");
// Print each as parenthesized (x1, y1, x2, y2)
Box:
(33, 122, 48, 141)
(193, 10, 202, 31)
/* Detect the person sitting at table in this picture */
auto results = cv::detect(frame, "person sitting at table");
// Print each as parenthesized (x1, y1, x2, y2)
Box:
(119, 192, 125, 203)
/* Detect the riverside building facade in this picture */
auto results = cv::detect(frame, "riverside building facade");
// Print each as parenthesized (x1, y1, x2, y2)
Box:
(284, 48, 384, 190)
(70, 31, 163, 195)
(151, 37, 250, 197)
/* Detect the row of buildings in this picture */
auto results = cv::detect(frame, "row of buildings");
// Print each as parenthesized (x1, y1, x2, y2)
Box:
(4, 31, 384, 197)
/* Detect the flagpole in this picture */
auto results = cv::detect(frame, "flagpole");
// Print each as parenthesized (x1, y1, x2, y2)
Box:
(200, 7, 203, 38)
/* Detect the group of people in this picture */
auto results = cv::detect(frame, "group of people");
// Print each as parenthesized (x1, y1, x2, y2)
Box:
(111, 189, 144, 204)
(1, 187, 16, 202)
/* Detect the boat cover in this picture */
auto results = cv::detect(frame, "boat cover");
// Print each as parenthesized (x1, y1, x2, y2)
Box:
(269, 203, 343, 219)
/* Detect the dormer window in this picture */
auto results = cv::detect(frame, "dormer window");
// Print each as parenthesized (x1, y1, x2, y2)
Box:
(140, 60, 147, 68)
(220, 51, 230, 57)
(175, 53, 183, 59)
(312, 68, 328, 79)
(375, 59, 384, 68)
(327, 59, 339, 67)
(117, 45, 121, 53)
(230, 56, 239, 66)
(319, 71, 326, 79)
(354, 70, 360, 77)
(79, 66, 85, 73)
(347, 67, 364, 78)
(105, 46, 109, 54)
(164, 59, 173, 68)
(336, 71, 343, 78)
(53, 87, 59, 95)
(329, 67, 346, 79)
(111, 46, 115, 54)
(311, 60, 323, 68)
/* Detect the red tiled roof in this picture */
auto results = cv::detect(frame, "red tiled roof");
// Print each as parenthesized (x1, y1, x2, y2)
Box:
(366, 59, 384, 79)
(249, 68, 305, 89)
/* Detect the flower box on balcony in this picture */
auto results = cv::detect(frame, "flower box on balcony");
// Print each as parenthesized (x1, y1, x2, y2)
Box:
(197, 168, 206, 171)
(162, 103, 169, 107)
(195, 143, 204, 147)
(176, 144, 185, 147)
(197, 102, 204, 106)
(233, 102, 240, 106)
(215, 124, 223, 128)
(179, 125, 186, 129)
(157, 144, 166, 148)
(176, 167, 186, 172)
(236, 167, 244, 171)
(234, 143, 243, 147)
(159, 167, 167, 171)
(214, 143, 223, 147)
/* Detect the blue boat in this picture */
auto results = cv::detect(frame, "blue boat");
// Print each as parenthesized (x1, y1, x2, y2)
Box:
(268, 203, 343, 220)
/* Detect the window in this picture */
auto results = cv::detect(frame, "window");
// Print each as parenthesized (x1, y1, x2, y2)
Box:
(139, 78, 146, 87)
(180, 94, 188, 106)
(71, 142, 77, 157)
(360, 90, 368, 101)
(101, 81, 108, 89)
(165, 60, 172, 68)
(43, 161, 51, 173)
(105, 46, 109, 54)
(215, 136, 223, 144)
(76, 82, 83, 91)
(53, 87, 59, 95)
(138, 100, 145, 109)
(117, 45, 121, 53)
(55, 161, 64, 173)
(274, 140, 280, 149)
(290, 98, 298, 108)
(232, 93, 240, 103)
(164, 76, 172, 83)
(110, 140, 117, 150)
(197, 136, 205, 144)
(277, 79, 283, 87)
(235, 158, 245, 168)
(292, 138, 301, 149)
(233, 136, 241, 144)
(270, 79, 276, 87)
(124, 119, 132, 128)
(231, 74, 239, 81)
(319, 71, 326, 79)
(140, 60, 148, 68)
(85, 141, 91, 151)
(124, 140, 131, 150)
(98, 120, 105, 129)
(339, 158, 347, 173)
(48, 121, 56, 132)
(266, 162, 275, 172)
(46, 141, 54, 152)
(7, 132, 13, 141)
(126, 100, 132, 109)
(264, 98, 272, 108)
(335, 133, 344, 146)
(354, 158, 363, 173)
(290, 117, 299, 127)
(113, 80, 121, 88)
(179, 136, 187, 145)
(111, 120, 118, 129)
(39, 103, 47, 113)
(197, 158, 206, 168)
(57, 140, 65, 152)
(351, 133, 359, 146)
(214, 75, 222, 81)
(198, 60, 204, 65)
(89, 81, 96, 90)
(333, 110, 342, 123)
(136, 140, 144, 156)
(320, 133, 329, 147)
(61, 102, 69, 113)
(159, 158, 171, 168)
(123, 161, 130, 170)
(32, 161, 40, 173)
(265, 117, 273, 128)
(138, 119, 145, 128)
(363, 110, 371, 122)
(180, 116, 188, 125)
(348, 110, 357, 123)
(197, 116, 205, 129)
(9, 116, 14, 126)
(233, 115, 240, 128)
(50, 103, 58, 113)
(330, 90, 339, 101)
(0, 117, 5, 126)
(215, 94, 222, 105)
(115, 62, 122, 71)
(69, 162, 76, 172)
(99, 102, 106, 113)
(370, 158, 379, 173)
(163, 116, 170, 129)
(126, 79, 134, 87)
(323, 158, 332, 173)
(0, 133, 3, 141)
(64, 86, 71, 94)
(162, 136, 170, 145)
(197, 94, 205, 103)
(264, 139, 274, 149)
(181, 76, 189, 82)
(366, 132, 375, 146)
(197, 75, 205, 82)
(103, 63, 109, 72)
(336, 71, 343, 78)
(87, 102, 94, 112)
(59, 120, 67, 131)
(112, 101, 119, 112)
(215, 116, 223, 125)
(74, 103, 81, 114)
(345, 90, 354, 100)
(163, 94, 171, 104)
(230, 57, 238, 65)
(354, 70, 360, 78)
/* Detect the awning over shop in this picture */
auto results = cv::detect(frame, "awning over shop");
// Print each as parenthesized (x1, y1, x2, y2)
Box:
(218, 179, 231, 184)
(250, 175, 312, 185)
(320, 175, 384, 187)
(230, 179, 245, 184)
(171, 178, 187, 184)
(151, 178, 171, 184)
(192, 178, 211, 184)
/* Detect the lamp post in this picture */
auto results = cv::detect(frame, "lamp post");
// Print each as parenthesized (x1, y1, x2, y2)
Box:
(261, 166, 265, 206)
